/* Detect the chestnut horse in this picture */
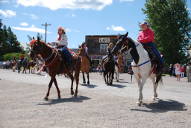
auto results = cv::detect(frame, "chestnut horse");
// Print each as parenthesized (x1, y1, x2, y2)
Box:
(30, 38, 81, 100)
(78, 47, 90, 84)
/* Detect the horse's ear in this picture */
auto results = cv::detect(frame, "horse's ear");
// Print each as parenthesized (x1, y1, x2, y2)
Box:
(124, 32, 128, 37)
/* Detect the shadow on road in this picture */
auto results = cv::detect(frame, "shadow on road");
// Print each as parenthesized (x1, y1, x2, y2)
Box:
(131, 99, 187, 113)
(81, 84, 97, 88)
(109, 84, 126, 88)
(37, 95, 91, 105)
(116, 81, 130, 84)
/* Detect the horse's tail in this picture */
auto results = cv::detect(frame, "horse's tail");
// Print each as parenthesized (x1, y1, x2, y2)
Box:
(74, 56, 81, 81)
(155, 72, 163, 84)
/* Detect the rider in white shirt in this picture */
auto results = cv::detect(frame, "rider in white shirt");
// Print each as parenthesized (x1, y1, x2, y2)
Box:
(56, 26, 72, 67)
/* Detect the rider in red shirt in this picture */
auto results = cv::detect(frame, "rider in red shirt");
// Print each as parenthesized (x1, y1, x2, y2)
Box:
(137, 22, 163, 65)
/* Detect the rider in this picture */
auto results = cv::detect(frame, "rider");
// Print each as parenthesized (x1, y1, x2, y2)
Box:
(107, 42, 114, 54)
(56, 26, 72, 67)
(137, 22, 163, 66)
(81, 42, 91, 64)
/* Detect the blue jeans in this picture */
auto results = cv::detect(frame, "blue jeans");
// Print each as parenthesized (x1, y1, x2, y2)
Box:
(60, 47, 72, 65)
(142, 42, 163, 64)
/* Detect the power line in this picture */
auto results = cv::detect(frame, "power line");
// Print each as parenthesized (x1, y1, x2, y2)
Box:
(41, 22, 51, 43)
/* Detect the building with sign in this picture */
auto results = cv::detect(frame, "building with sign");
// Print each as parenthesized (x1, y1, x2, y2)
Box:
(85, 35, 119, 69)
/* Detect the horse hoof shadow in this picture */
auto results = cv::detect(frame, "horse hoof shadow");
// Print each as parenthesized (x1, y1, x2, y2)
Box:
(131, 99, 187, 113)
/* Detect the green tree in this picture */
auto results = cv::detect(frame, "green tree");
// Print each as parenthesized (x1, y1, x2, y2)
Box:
(0, 21, 24, 60)
(143, 0, 191, 64)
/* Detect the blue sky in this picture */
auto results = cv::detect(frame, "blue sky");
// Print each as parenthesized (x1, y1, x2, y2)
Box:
(0, 0, 191, 48)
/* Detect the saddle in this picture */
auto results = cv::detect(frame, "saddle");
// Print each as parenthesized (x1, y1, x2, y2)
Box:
(143, 46, 163, 73)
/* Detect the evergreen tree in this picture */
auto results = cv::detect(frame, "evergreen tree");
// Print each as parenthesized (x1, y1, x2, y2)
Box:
(0, 22, 24, 60)
(143, 0, 191, 64)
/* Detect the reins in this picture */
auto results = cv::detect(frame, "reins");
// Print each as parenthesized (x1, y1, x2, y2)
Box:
(43, 49, 58, 67)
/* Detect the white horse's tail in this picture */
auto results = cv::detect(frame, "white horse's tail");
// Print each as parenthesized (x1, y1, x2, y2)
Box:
(155, 72, 163, 84)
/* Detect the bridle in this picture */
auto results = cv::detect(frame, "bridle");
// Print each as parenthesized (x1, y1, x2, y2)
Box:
(30, 41, 59, 68)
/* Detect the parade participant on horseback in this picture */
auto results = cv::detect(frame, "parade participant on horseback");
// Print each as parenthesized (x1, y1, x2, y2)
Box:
(56, 26, 72, 67)
(137, 22, 163, 68)
(81, 42, 91, 64)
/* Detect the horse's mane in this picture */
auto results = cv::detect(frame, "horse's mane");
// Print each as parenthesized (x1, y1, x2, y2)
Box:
(126, 37, 140, 64)
(30, 39, 52, 49)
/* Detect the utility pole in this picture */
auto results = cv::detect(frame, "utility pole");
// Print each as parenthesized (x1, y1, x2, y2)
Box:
(0, 19, 2, 28)
(41, 22, 51, 43)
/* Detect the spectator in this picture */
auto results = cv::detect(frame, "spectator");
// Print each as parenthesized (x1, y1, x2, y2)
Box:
(174, 63, 181, 81)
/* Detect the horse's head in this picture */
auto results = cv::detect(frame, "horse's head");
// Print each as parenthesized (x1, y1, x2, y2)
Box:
(112, 32, 137, 55)
(112, 33, 140, 64)
(112, 32, 128, 55)
(78, 44, 86, 56)
(29, 37, 46, 59)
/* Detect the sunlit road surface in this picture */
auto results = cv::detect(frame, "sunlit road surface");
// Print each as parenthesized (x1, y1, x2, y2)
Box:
(0, 69, 191, 128)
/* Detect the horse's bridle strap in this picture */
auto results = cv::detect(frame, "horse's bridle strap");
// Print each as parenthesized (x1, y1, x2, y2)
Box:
(44, 50, 54, 62)
(44, 50, 58, 67)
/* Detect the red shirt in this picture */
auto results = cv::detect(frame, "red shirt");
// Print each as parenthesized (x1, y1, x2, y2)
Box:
(137, 28, 154, 43)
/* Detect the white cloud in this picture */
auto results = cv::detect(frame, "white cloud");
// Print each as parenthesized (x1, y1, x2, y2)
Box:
(20, 22, 29, 26)
(23, 13, 39, 20)
(187, 8, 191, 11)
(17, 0, 112, 10)
(0, 9, 16, 18)
(0, 0, 9, 3)
(12, 25, 51, 34)
(106, 25, 126, 31)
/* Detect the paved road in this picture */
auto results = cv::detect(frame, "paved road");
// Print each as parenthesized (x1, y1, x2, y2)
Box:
(0, 69, 191, 128)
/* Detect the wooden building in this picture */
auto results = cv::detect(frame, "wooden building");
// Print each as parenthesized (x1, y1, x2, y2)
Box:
(85, 35, 118, 69)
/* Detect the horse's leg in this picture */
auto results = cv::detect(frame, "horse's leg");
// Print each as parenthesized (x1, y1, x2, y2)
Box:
(109, 72, 113, 85)
(137, 79, 143, 106)
(74, 71, 79, 97)
(152, 76, 158, 101)
(74, 61, 80, 97)
(117, 71, 119, 82)
(68, 73, 74, 95)
(107, 73, 109, 85)
(138, 77, 147, 106)
(103, 71, 107, 84)
(82, 72, 86, 84)
(111, 71, 114, 85)
(53, 77, 61, 99)
(87, 72, 90, 84)
(44, 78, 54, 100)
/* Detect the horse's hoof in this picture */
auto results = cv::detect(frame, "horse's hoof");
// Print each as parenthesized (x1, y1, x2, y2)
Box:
(44, 97, 48, 101)
(71, 91, 74, 95)
(153, 97, 159, 102)
(87, 81, 90, 85)
(58, 96, 61, 99)
(74, 93, 77, 97)
(136, 101, 142, 106)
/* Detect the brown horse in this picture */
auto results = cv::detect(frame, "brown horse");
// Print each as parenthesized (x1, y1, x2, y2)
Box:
(78, 47, 90, 84)
(30, 38, 81, 100)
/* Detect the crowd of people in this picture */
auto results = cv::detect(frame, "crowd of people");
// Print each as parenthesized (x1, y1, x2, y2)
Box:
(169, 63, 188, 81)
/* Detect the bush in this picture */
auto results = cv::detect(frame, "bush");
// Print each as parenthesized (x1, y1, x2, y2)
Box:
(3, 53, 27, 61)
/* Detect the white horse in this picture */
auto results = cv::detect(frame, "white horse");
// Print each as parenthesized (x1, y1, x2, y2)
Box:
(112, 33, 162, 106)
